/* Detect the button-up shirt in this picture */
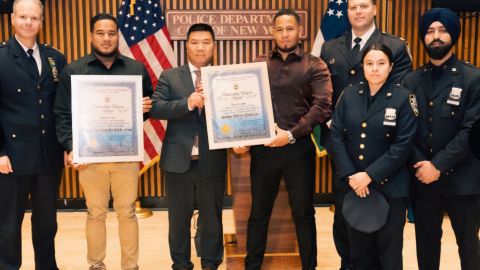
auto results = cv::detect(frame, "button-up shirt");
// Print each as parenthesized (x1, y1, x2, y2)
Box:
(255, 44, 332, 139)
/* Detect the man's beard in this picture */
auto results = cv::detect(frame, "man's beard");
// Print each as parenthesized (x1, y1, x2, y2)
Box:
(276, 43, 298, 54)
(92, 44, 118, 58)
(426, 39, 453, 60)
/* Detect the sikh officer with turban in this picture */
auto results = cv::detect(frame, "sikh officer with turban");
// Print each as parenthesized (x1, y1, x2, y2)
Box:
(403, 8, 480, 270)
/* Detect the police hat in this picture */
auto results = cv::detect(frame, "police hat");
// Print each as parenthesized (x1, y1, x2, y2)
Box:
(470, 118, 480, 160)
(342, 189, 390, 233)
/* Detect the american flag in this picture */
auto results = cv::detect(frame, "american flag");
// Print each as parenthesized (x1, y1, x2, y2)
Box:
(117, 0, 176, 170)
(311, 0, 350, 57)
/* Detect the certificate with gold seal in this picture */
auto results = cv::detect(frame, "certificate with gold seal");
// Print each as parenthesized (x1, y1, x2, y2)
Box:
(71, 75, 144, 163)
(202, 62, 275, 149)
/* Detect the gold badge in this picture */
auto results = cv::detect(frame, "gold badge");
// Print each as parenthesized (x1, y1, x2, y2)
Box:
(47, 57, 59, 82)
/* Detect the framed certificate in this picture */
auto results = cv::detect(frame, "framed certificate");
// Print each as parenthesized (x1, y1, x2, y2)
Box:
(202, 62, 275, 150)
(71, 75, 144, 163)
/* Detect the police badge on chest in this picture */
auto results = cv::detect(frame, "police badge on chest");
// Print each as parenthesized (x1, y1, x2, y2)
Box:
(383, 108, 396, 126)
(447, 87, 462, 106)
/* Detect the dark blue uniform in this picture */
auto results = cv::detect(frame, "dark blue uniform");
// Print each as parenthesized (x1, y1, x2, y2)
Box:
(403, 55, 480, 270)
(327, 82, 417, 270)
(0, 38, 66, 270)
(320, 29, 413, 269)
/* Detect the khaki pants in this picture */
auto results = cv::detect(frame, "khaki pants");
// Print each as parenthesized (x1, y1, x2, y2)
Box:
(79, 162, 139, 270)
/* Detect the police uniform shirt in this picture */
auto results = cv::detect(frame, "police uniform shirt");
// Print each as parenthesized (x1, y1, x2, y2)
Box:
(327, 82, 418, 198)
(15, 36, 42, 75)
(403, 55, 480, 195)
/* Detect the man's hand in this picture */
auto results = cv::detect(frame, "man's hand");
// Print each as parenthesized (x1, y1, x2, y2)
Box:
(265, 124, 289, 148)
(414, 160, 441, 184)
(67, 152, 89, 170)
(349, 172, 372, 198)
(187, 92, 205, 110)
(0, 156, 13, 174)
(232, 146, 250, 154)
(143, 96, 153, 113)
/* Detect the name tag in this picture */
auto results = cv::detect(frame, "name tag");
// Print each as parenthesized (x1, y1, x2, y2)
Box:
(447, 87, 462, 106)
(383, 108, 396, 126)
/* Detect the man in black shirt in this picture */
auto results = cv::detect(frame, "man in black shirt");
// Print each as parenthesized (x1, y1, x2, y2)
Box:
(54, 13, 152, 270)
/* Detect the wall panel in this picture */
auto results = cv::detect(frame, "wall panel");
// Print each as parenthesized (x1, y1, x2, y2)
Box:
(1, 0, 479, 205)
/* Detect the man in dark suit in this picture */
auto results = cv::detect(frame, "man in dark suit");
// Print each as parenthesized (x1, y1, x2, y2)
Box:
(403, 8, 480, 270)
(150, 23, 227, 270)
(0, 0, 66, 269)
(319, 1, 412, 268)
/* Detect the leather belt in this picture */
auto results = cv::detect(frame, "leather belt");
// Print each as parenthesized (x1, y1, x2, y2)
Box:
(191, 155, 199, 160)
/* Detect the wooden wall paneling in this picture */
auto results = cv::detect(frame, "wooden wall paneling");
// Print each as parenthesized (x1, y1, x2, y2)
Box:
(1, 0, 479, 204)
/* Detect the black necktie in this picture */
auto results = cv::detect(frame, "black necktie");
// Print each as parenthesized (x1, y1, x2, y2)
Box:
(27, 48, 39, 76)
(352, 37, 362, 58)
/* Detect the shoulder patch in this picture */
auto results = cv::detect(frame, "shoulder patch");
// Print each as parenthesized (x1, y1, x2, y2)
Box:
(409, 94, 419, 117)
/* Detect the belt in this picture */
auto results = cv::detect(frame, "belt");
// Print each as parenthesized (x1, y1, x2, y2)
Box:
(191, 155, 199, 160)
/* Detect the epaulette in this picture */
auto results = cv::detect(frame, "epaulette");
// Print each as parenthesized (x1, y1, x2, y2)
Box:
(382, 31, 403, 40)
(43, 43, 62, 53)
(0, 41, 7, 48)
(460, 60, 476, 69)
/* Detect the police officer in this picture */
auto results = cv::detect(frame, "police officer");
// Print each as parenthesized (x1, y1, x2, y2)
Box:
(327, 43, 417, 270)
(0, 0, 66, 269)
(403, 8, 480, 270)
(319, 1, 412, 268)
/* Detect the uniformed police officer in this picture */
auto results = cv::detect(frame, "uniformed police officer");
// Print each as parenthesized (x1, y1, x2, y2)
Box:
(403, 8, 480, 270)
(327, 43, 417, 270)
(0, 0, 66, 269)
(318, 0, 413, 268)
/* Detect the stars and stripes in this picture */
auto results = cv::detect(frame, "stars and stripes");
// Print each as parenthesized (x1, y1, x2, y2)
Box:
(311, 0, 350, 57)
(117, 0, 177, 170)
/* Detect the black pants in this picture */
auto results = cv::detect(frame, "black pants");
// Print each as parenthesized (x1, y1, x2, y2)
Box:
(165, 161, 225, 270)
(245, 138, 317, 270)
(0, 171, 62, 270)
(333, 187, 351, 270)
(348, 197, 408, 270)
(414, 193, 480, 270)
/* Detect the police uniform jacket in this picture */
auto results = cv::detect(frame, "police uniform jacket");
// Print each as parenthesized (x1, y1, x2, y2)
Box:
(0, 38, 66, 175)
(403, 55, 480, 195)
(327, 82, 417, 198)
(320, 29, 412, 107)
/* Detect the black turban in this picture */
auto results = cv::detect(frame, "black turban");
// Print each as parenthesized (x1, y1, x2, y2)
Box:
(419, 8, 461, 44)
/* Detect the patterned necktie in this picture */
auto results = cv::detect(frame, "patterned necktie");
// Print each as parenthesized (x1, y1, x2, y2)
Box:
(194, 70, 202, 114)
(352, 37, 362, 59)
(27, 48, 39, 76)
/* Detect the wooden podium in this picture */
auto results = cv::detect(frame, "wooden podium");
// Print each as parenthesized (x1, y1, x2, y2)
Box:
(225, 151, 302, 269)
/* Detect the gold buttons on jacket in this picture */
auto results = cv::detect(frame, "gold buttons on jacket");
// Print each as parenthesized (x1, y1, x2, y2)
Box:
(38, 99, 43, 104)
(429, 101, 434, 106)
(12, 134, 16, 138)
(360, 144, 365, 149)
(41, 114, 45, 119)
(361, 122, 367, 128)
(359, 155, 364, 160)
(17, 88, 21, 93)
(361, 133, 366, 139)
(386, 133, 390, 138)
(350, 69, 356, 75)
(42, 130, 46, 134)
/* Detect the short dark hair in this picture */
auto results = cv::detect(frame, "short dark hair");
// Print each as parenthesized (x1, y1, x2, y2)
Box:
(186, 23, 215, 41)
(361, 42, 394, 65)
(348, 0, 376, 7)
(273, 8, 300, 25)
(90, 13, 118, 32)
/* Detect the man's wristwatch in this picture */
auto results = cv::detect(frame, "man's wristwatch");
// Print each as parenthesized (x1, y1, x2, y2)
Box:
(287, 131, 296, 144)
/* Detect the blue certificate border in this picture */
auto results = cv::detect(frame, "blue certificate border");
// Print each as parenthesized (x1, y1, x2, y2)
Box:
(77, 81, 139, 157)
(207, 67, 272, 143)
